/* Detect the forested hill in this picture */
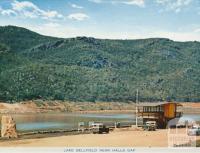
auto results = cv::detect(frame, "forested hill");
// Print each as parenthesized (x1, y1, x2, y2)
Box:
(0, 25, 200, 103)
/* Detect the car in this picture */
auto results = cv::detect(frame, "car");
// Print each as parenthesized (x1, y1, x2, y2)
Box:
(188, 125, 200, 136)
(90, 123, 109, 134)
(143, 121, 157, 131)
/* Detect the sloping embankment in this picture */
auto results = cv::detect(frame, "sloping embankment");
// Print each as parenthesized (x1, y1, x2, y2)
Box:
(0, 101, 199, 114)
(0, 101, 136, 114)
(181, 103, 200, 114)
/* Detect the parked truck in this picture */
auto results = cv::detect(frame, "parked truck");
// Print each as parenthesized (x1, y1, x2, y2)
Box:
(90, 123, 109, 134)
(143, 121, 157, 131)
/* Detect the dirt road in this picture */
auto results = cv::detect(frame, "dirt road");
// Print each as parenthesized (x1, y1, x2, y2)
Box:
(0, 129, 192, 147)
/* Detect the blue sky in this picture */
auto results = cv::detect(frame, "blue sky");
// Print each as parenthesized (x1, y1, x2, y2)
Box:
(0, 0, 200, 41)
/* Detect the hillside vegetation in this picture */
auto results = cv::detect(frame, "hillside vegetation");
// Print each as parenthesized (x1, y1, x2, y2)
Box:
(0, 25, 200, 103)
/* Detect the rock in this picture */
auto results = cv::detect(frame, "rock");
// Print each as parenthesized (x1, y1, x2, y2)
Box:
(1, 115, 18, 138)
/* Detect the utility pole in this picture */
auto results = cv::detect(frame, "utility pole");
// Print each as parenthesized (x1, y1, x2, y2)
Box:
(136, 89, 139, 127)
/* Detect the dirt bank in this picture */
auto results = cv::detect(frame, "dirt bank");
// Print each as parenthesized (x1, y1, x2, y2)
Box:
(181, 103, 200, 114)
(0, 101, 200, 114)
(0, 101, 136, 114)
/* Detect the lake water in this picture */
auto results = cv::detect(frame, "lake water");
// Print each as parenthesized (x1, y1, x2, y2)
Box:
(0, 113, 199, 132)
(0, 113, 136, 132)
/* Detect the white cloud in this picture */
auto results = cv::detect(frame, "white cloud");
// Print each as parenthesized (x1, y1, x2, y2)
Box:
(42, 11, 63, 19)
(11, 0, 38, 11)
(88, 0, 145, 7)
(0, 0, 64, 20)
(0, 6, 16, 16)
(156, 0, 193, 13)
(119, 0, 145, 7)
(71, 4, 83, 9)
(0, 9, 17, 16)
(68, 13, 89, 21)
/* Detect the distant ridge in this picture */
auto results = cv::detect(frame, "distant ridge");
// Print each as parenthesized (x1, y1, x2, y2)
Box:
(0, 25, 200, 102)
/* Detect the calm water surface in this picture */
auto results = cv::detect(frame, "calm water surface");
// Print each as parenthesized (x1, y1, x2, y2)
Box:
(0, 113, 136, 132)
(0, 113, 199, 132)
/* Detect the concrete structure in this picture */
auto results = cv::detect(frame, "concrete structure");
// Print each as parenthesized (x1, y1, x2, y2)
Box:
(137, 102, 183, 128)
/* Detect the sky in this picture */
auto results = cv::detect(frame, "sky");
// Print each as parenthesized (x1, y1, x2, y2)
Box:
(0, 0, 200, 41)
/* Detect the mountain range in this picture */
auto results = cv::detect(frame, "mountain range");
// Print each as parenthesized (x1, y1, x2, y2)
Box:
(0, 25, 200, 103)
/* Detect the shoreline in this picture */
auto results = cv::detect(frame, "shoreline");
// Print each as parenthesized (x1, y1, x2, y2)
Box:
(0, 101, 200, 147)
(0, 110, 136, 115)
(1, 111, 200, 115)
(0, 101, 136, 114)
(0, 101, 200, 114)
